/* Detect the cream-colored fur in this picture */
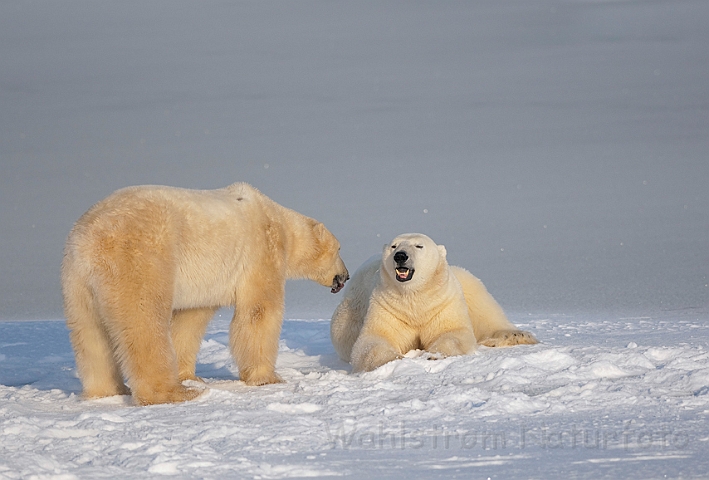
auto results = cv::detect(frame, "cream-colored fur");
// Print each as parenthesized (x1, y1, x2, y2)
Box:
(331, 233, 537, 372)
(62, 182, 349, 405)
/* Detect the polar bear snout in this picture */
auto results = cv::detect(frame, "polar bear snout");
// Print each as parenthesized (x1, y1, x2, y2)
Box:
(393, 251, 408, 264)
(393, 250, 415, 282)
(331, 272, 349, 294)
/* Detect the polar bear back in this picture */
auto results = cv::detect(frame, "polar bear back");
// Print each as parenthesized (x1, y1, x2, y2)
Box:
(67, 183, 273, 310)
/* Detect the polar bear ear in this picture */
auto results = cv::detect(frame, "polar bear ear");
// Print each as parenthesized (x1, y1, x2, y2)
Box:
(314, 222, 326, 239)
(437, 245, 447, 258)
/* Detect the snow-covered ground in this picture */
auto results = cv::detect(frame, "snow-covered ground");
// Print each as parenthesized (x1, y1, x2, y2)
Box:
(1, 0, 708, 477)
(2, 313, 709, 478)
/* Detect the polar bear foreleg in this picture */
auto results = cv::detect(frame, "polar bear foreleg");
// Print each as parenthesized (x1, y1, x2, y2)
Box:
(350, 333, 403, 372)
(350, 311, 417, 372)
(230, 285, 285, 386)
(426, 328, 477, 357)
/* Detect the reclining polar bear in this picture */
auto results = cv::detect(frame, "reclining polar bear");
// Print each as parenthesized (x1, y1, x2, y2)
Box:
(331, 233, 537, 372)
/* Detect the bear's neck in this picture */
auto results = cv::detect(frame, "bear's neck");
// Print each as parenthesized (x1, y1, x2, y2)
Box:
(281, 208, 317, 280)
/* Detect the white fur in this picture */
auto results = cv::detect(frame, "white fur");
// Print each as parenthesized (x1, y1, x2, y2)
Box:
(331, 233, 537, 372)
(62, 182, 348, 405)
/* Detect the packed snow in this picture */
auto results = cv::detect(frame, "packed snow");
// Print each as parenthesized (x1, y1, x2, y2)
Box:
(2, 313, 709, 478)
(1, 0, 708, 478)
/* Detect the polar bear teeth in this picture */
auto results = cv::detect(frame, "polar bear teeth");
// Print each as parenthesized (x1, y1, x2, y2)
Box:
(395, 267, 413, 282)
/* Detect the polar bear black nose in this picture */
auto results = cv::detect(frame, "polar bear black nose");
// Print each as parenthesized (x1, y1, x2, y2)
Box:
(394, 251, 408, 264)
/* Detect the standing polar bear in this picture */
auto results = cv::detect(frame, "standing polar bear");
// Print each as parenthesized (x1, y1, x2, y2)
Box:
(331, 233, 537, 372)
(62, 182, 349, 405)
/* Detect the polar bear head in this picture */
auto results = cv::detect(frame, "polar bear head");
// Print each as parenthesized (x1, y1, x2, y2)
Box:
(381, 233, 447, 289)
(312, 222, 350, 293)
(288, 219, 349, 294)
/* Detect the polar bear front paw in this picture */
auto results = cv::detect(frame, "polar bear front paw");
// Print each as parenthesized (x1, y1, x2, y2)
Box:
(428, 330, 477, 357)
(351, 337, 402, 373)
(240, 368, 284, 386)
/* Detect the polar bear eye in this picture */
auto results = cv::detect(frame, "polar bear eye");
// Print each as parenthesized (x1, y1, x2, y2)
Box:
(391, 245, 397, 249)
(416, 245, 424, 249)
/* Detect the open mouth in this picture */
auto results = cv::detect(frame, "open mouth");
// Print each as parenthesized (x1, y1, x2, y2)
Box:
(331, 274, 349, 294)
(395, 267, 414, 282)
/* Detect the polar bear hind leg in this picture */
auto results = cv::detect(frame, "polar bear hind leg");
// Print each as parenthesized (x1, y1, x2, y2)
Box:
(63, 267, 129, 398)
(331, 297, 366, 363)
(450, 266, 538, 346)
(104, 288, 199, 404)
(93, 252, 200, 405)
(171, 307, 216, 382)
(478, 330, 539, 347)
(330, 255, 380, 363)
